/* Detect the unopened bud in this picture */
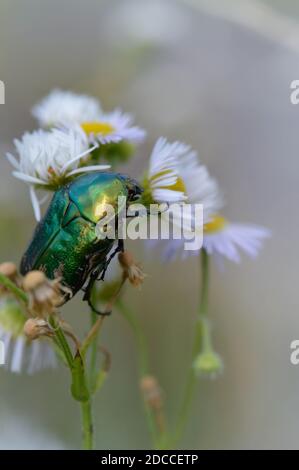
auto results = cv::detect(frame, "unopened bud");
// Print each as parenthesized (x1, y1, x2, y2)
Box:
(0, 262, 21, 293)
(118, 251, 146, 287)
(24, 318, 53, 340)
(193, 350, 223, 379)
(140, 375, 163, 411)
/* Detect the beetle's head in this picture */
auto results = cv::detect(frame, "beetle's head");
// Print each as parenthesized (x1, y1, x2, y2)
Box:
(119, 175, 144, 203)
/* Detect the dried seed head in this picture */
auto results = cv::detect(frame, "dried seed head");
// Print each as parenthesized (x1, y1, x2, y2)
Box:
(22, 271, 46, 290)
(23, 318, 53, 340)
(140, 375, 163, 411)
(0, 262, 18, 279)
(118, 251, 146, 288)
(0, 262, 21, 293)
(22, 270, 64, 317)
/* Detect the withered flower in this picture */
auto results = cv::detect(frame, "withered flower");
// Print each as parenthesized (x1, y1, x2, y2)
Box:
(118, 251, 146, 288)
(22, 271, 64, 317)
(24, 318, 53, 340)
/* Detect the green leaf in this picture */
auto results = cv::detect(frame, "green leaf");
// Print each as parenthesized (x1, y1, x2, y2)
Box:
(71, 352, 90, 402)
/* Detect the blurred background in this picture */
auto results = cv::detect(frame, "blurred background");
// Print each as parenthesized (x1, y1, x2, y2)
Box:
(0, 0, 298, 449)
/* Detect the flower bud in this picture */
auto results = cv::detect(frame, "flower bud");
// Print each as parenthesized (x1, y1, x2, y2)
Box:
(23, 318, 53, 340)
(118, 251, 146, 287)
(22, 271, 64, 317)
(140, 375, 163, 411)
(0, 262, 21, 293)
(193, 350, 223, 379)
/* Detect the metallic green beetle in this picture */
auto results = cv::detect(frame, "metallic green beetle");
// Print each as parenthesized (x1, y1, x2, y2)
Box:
(20, 172, 142, 314)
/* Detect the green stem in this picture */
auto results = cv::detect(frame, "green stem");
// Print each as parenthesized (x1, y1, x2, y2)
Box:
(48, 315, 74, 369)
(49, 316, 93, 450)
(89, 309, 99, 390)
(116, 298, 161, 449)
(0, 273, 28, 303)
(116, 298, 148, 375)
(81, 400, 93, 450)
(173, 248, 210, 444)
(0, 272, 95, 449)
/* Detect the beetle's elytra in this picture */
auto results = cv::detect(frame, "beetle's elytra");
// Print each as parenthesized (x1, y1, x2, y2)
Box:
(20, 172, 142, 312)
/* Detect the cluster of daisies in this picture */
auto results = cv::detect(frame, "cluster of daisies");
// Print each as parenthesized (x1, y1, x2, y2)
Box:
(1, 89, 270, 374)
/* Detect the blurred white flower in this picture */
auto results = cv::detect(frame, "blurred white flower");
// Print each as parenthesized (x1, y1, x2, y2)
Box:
(32, 89, 102, 127)
(32, 89, 146, 147)
(7, 127, 110, 220)
(103, 0, 188, 47)
(81, 109, 146, 145)
(0, 299, 56, 374)
(203, 216, 271, 264)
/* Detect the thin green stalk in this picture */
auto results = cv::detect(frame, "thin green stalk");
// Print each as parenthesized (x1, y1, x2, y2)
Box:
(116, 298, 148, 375)
(48, 316, 94, 449)
(48, 315, 74, 369)
(89, 309, 99, 389)
(0, 273, 28, 303)
(173, 248, 209, 444)
(116, 298, 161, 448)
(81, 400, 93, 450)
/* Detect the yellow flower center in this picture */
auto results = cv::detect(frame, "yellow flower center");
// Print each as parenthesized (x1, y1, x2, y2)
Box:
(81, 121, 115, 136)
(204, 215, 227, 234)
(151, 170, 187, 194)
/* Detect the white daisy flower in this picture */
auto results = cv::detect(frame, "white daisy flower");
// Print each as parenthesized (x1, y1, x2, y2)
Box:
(145, 141, 223, 254)
(142, 137, 190, 204)
(176, 150, 223, 222)
(203, 216, 271, 264)
(160, 215, 270, 262)
(32, 89, 102, 128)
(32, 90, 146, 147)
(0, 299, 56, 374)
(81, 109, 146, 145)
(7, 127, 110, 220)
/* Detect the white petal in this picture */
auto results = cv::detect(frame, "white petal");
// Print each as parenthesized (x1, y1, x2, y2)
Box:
(10, 337, 25, 373)
(30, 186, 41, 221)
(153, 188, 187, 203)
(67, 165, 110, 177)
(6, 153, 20, 170)
(60, 142, 98, 173)
(12, 171, 47, 185)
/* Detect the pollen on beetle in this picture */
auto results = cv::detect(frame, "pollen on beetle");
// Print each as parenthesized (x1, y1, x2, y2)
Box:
(22, 271, 64, 317)
(118, 251, 146, 288)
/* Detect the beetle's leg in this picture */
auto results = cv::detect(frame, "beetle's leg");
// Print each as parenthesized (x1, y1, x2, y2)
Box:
(87, 295, 112, 316)
(83, 240, 124, 315)
(98, 239, 124, 281)
(83, 268, 112, 316)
